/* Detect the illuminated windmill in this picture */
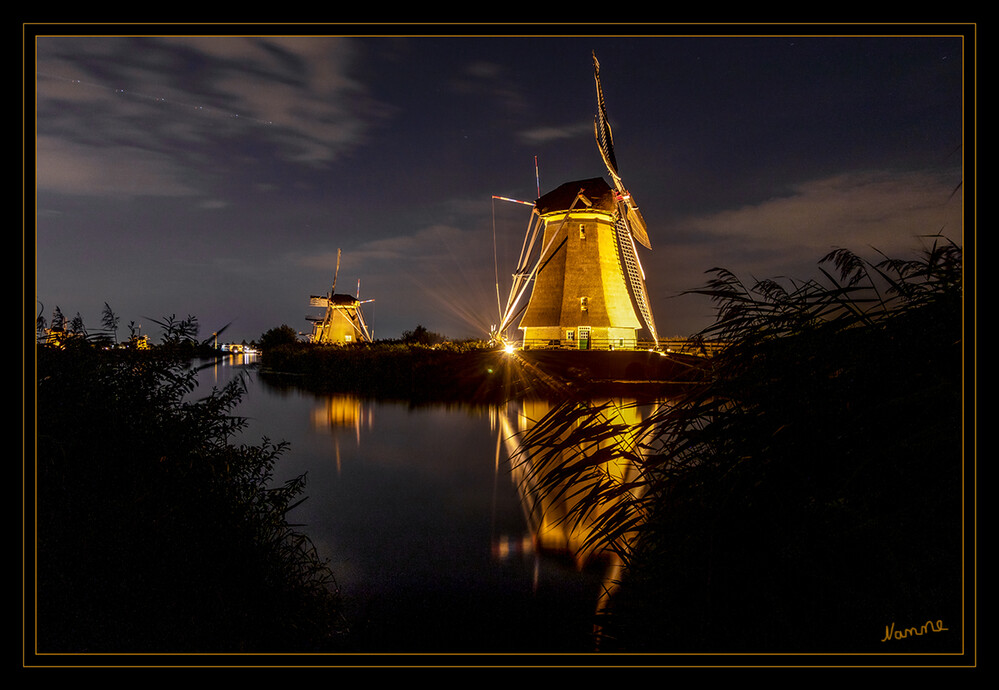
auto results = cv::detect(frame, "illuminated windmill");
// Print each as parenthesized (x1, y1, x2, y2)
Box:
(496, 53, 659, 351)
(308, 249, 373, 344)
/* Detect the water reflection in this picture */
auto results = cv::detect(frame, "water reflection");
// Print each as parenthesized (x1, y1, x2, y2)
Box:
(307, 394, 537, 575)
(199, 360, 654, 651)
(302, 394, 654, 597)
(499, 398, 651, 562)
(310, 395, 375, 468)
(190, 353, 259, 397)
(496, 397, 658, 618)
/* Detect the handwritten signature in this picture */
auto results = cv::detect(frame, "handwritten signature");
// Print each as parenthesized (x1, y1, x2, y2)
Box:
(881, 620, 948, 642)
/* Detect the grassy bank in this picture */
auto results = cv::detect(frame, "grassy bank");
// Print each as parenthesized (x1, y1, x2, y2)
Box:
(259, 340, 711, 405)
(259, 340, 526, 403)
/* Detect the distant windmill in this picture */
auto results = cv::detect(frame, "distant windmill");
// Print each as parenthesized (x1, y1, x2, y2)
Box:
(307, 248, 374, 344)
(496, 53, 659, 351)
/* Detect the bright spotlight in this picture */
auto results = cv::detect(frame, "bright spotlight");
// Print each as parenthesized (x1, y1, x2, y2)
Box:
(504, 343, 516, 355)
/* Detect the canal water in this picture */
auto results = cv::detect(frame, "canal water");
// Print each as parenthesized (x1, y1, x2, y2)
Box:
(196, 355, 642, 654)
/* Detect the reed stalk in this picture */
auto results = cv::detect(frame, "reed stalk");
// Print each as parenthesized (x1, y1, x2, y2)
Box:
(510, 236, 965, 652)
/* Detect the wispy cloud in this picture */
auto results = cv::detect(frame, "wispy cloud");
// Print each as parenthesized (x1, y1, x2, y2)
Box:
(450, 59, 530, 117)
(518, 121, 592, 145)
(676, 168, 963, 262)
(35, 135, 199, 197)
(642, 166, 965, 328)
(35, 36, 388, 197)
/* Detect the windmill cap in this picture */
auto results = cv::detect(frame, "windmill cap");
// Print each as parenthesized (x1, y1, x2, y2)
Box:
(535, 177, 616, 214)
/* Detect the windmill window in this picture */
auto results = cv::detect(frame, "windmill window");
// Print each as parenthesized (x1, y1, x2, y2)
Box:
(579, 224, 586, 240)
(566, 330, 575, 341)
(580, 296, 589, 312)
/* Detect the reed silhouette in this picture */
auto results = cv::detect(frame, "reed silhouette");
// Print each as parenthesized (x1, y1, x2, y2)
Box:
(513, 237, 966, 653)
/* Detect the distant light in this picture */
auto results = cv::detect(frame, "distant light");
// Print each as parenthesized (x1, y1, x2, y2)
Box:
(504, 343, 516, 355)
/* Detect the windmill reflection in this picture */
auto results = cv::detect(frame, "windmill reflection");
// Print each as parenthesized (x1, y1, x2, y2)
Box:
(307, 392, 657, 623)
(310, 394, 372, 433)
(310, 394, 374, 473)
(495, 397, 658, 611)
(309, 394, 653, 566)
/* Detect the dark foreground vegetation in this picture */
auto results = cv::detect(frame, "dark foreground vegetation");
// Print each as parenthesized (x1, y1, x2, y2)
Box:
(517, 237, 969, 654)
(33, 317, 345, 653)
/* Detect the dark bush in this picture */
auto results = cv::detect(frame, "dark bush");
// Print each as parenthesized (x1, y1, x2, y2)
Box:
(34, 336, 344, 653)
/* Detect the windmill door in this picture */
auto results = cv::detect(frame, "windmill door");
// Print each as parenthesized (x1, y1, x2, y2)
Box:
(578, 326, 591, 350)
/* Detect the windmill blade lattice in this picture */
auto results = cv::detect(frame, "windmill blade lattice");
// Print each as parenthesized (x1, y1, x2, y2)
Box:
(593, 52, 652, 251)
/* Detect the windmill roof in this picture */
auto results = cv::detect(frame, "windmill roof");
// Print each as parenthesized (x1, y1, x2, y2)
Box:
(535, 177, 616, 215)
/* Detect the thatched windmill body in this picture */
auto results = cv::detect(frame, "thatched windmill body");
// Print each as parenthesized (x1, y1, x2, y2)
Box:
(498, 54, 659, 351)
(308, 249, 373, 344)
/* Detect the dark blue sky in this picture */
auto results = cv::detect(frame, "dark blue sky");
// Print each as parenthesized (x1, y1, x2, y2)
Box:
(31, 29, 967, 344)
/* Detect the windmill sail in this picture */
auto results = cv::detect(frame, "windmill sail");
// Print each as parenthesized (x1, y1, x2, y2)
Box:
(593, 53, 621, 189)
(593, 52, 652, 251)
(592, 52, 658, 343)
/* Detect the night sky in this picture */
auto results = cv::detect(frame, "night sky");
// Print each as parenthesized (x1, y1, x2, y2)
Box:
(31, 29, 967, 345)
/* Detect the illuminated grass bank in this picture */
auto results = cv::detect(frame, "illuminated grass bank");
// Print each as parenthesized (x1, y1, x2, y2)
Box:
(259, 341, 709, 403)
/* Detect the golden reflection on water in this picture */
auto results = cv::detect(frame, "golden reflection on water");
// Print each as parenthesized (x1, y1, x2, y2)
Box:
(496, 397, 660, 618)
(309, 394, 377, 474)
(308, 395, 653, 568)
(309, 393, 658, 626)
(499, 398, 652, 563)
(310, 394, 374, 433)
